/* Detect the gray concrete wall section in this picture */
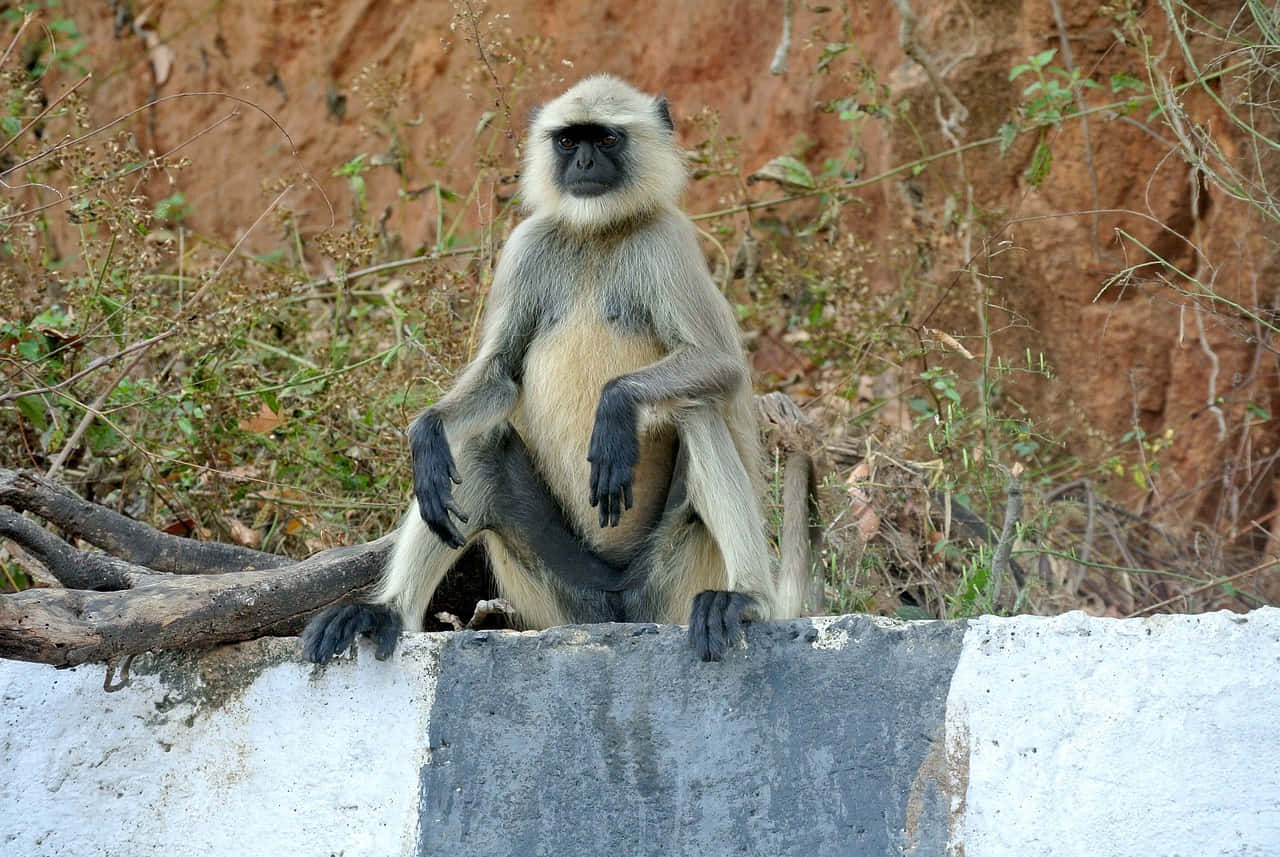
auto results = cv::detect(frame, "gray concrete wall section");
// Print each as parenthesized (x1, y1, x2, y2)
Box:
(421, 617, 963, 855)
(2, 608, 1278, 857)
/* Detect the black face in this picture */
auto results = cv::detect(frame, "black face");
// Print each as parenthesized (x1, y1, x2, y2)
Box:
(552, 124, 628, 198)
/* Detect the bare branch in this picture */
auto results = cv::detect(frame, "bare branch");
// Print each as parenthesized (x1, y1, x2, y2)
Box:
(0, 469, 288, 574)
(991, 470, 1026, 601)
(0, 508, 144, 589)
(0, 72, 92, 158)
(893, 0, 968, 134)
(0, 329, 178, 404)
(0, 534, 392, 667)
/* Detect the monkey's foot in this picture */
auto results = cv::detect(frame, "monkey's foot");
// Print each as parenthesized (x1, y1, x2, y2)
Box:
(465, 597, 515, 628)
(688, 590, 758, 662)
(301, 602, 403, 663)
(435, 598, 516, 631)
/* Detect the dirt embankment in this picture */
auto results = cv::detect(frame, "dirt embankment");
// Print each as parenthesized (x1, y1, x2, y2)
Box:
(35, 0, 1280, 531)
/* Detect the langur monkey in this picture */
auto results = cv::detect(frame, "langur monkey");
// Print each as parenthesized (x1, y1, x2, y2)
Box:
(303, 75, 803, 663)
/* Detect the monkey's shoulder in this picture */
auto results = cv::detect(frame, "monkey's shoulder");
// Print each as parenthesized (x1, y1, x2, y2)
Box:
(502, 210, 718, 337)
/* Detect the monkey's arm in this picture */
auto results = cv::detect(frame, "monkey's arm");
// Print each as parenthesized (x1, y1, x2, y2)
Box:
(590, 216, 752, 526)
(411, 238, 539, 547)
(587, 346, 747, 527)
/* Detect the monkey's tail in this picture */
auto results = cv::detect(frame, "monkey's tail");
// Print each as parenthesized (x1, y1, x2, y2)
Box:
(758, 392, 823, 618)
(776, 447, 820, 617)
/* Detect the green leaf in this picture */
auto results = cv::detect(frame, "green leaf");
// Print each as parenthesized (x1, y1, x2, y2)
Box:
(87, 422, 122, 454)
(1012, 439, 1040, 457)
(31, 306, 70, 328)
(1031, 48, 1057, 69)
(154, 192, 190, 224)
(97, 294, 125, 340)
(1110, 72, 1145, 93)
(1024, 139, 1052, 186)
(17, 335, 43, 362)
(750, 155, 815, 191)
(797, 196, 841, 237)
(817, 42, 849, 74)
(16, 395, 47, 431)
(998, 121, 1018, 155)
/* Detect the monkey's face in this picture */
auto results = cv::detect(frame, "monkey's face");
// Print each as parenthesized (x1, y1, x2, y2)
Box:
(551, 124, 628, 199)
(521, 75, 686, 228)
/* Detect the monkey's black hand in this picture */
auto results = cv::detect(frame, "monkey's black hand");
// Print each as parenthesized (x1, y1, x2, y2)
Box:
(301, 603, 403, 663)
(688, 590, 759, 662)
(409, 411, 469, 549)
(587, 380, 639, 528)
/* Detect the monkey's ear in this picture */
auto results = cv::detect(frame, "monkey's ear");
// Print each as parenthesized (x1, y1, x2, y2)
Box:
(656, 97, 674, 133)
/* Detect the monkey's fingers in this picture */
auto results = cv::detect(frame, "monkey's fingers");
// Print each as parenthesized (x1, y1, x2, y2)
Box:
(417, 490, 467, 549)
(444, 499, 470, 525)
(302, 604, 362, 663)
(589, 458, 602, 508)
(589, 456, 617, 524)
(704, 591, 732, 659)
(688, 590, 756, 661)
(370, 607, 404, 660)
(596, 481, 613, 528)
(428, 515, 467, 550)
(301, 603, 403, 663)
(688, 595, 711, 660)
(595, 465, 627, 527)
(608, 477, 632, 526)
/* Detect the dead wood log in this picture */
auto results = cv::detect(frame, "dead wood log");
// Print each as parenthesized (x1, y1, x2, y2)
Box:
(0, 464, 391, 667)
(0, 469, 288, 574)
(1, 394, 823, 668)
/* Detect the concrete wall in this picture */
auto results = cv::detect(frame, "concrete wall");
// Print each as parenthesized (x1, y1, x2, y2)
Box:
(2, 609, 1278, 856)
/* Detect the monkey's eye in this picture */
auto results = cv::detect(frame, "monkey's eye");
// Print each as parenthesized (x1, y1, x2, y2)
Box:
(556, 135, 576, 151)
(599, 133, 619, 147)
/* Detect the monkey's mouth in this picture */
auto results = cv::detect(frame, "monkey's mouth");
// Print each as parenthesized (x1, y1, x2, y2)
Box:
(567, 181, 611, 198)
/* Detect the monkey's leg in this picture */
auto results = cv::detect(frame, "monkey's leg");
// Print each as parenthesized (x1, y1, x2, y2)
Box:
(301, 446, 493, 663)
(303, 426, 625, 662)
(480, 428, 629, 627)
(680, 406, 774, 600)
(627, 408, 775, 661)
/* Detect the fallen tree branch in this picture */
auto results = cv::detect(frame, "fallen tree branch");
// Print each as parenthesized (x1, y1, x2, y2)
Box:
(0, 468, 288, 574)
(0, 508, 145, 590)
(0, 533, 391, 667)
(1, 394, 823, 667)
